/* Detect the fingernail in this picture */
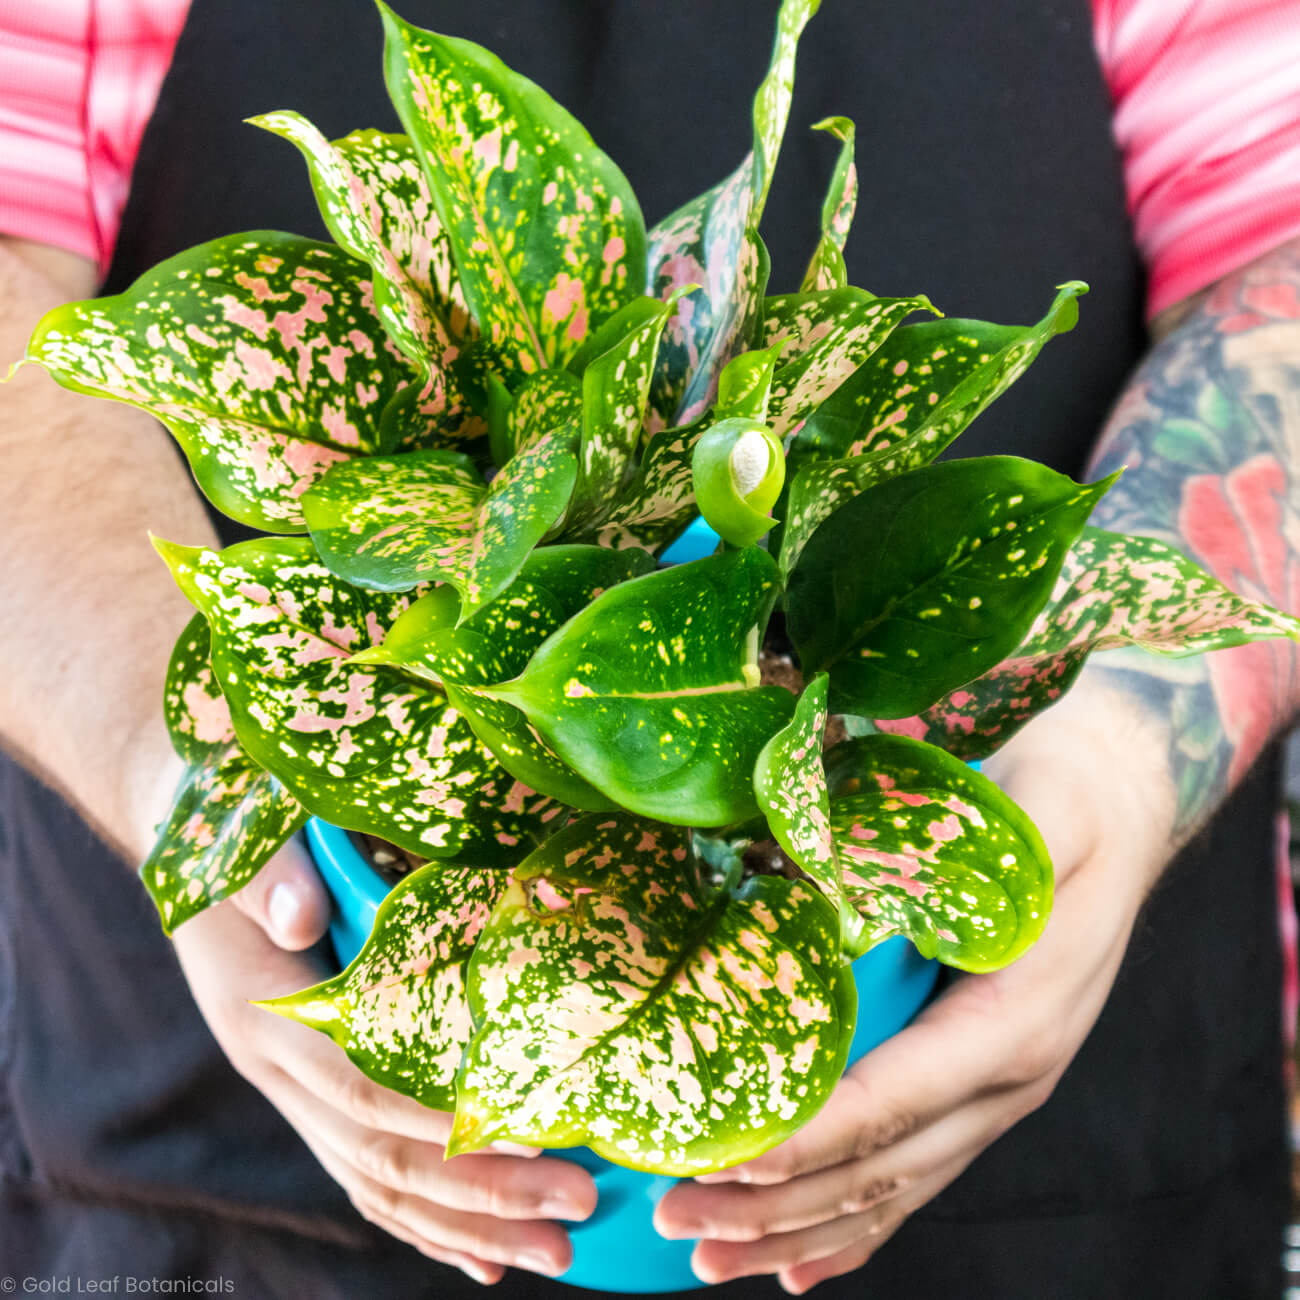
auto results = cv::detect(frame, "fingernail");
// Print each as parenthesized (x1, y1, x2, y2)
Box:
(693, 1171, 732, 1183)
(492, 1140, 543, 1157)
(269, 881, 302, 939)
(540, 1195, 590, 1221)
(462, 1262, 496, 1285)
(518, 1250, 565, 1277)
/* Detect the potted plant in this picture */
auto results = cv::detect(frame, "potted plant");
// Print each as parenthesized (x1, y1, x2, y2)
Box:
(19, 0, 1300, 1290)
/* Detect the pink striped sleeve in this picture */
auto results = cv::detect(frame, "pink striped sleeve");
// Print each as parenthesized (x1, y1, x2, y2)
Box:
(1093, 0, 1300, 318)
(0, 0, 188, 270)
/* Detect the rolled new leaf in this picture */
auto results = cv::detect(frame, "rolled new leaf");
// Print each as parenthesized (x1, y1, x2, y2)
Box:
(484, 548, 794, 825)
(883, 526, 1300, 760)
(800, 116, 857, 293)
(450, 813, 853, 1173)
(786, 457, 1119, 718)
(646, 0, 820, 428)
(692, 417, 786, 547)
(357, 545, 654, 809)
(155, 536, 556, 863)
(380, 3, 646, 373)
(26, 233, 418, 532)
(142, 615, 305, 934)
(826, 735, 1053, 972)
(257, 861, 508, 1109)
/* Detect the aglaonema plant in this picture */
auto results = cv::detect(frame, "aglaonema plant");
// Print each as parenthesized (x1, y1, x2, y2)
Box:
(20, 0, 1300, 1175)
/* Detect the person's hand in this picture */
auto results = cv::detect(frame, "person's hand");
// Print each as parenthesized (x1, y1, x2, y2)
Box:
(172, 845, 598, 1285)
(653, 677, 1177, 1292)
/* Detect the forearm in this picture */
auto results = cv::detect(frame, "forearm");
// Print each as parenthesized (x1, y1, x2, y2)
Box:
(0, 238, 218, 859)
(1079, 236, 1300, 843)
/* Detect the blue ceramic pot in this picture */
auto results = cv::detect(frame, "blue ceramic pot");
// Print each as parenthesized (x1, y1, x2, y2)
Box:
(305, 818, 939, 1293)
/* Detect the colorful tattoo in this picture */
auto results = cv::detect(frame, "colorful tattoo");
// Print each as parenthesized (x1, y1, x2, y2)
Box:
(1086, 237, 1300, 839)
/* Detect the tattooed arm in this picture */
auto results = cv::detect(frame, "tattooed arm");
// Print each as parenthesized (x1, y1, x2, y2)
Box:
(1083, 235, 1300, 841)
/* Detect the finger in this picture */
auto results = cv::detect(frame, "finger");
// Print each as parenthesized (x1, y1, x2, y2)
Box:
(281, 1078, 596, 1221)
(230, 838, 332, 951)
(274, 1083, 575, 1277)
(662, 1084, 1014, 1243)
(297, 1113, 504, 1285)
(693, 1149, 973, 1286)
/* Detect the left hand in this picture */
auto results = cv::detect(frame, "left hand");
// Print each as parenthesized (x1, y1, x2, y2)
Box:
(653, 679, 1176, 1293)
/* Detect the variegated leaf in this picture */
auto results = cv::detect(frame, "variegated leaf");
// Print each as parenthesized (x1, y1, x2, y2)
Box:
(799, 116, 857, 293)
(753, 675, 842, 925)
(825, 735, 1052, 972)
(155, 536, 557, 863)
(565, 298, 676, 531)
(487, 549, 795, 825)
(506, 370, 582, 455)
(143, 615, 305, 935)
(303, 431, 578, 617)
(762, 289, 935, 436)
(779, 283, 1088, 574)
(250, 114, 479, 448)
(380, 4, 645, 374)
(257, 862, 508, 1108)
(882, 526, 1300, 760)
(450, 813, 852, 1173)
(646, 0, 818, 428)
(358, 545, 654, 808)
(785, 458, 1118, 718)
(27, 233, 414, 531)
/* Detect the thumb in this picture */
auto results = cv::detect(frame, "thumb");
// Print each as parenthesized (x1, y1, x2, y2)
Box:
(230, 839, 332, 951)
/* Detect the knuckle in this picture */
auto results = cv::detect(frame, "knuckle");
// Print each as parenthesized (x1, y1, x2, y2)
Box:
(1002, 1024, 1068, 1089)
(335, 1074, 386, 1129)
(355, 1133, 410, 1188)
(844, 1173, 906, 1214)
(851, 1108, 917, 1158)
(361, 1180, 400, 1222)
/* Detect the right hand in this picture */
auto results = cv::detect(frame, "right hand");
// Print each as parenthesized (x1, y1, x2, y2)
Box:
(173, 841, 597, 1284)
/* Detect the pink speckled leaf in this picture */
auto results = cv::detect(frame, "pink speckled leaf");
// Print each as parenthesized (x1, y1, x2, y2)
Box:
(761, 289, 936, 437)
(506, 370, 582, 455)
(799, 117, 857, 293)
(646, 0, 819, 429)
(753, 675, 842, 924)
(488, 549, 794, 825)
(258, 862, 508, 1109)
(27, 233, 418, 532)
(302, 430, 578, 618)
(887, 526, 1300, 761)
(786, 458, 1118, 718)
(142, 615, 305, 935)
(380, 5, 645, 375)
(779, 283, 1087, 575)
(564, 297, 676, 532)
(449, 812, 852, 1173)
(251, 114, 480, 448)
(360, 545, 654, 809)
(826, 735, 1052, 972)
(155, 536, 557, 864)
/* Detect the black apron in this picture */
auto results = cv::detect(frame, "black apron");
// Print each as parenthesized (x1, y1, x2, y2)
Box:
(1, 2, 1286, 1296)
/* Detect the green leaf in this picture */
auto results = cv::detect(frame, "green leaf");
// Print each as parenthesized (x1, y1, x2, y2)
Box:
(485, 549, 795, 825)
(779, 283, 1088, 574)
(257, 861, 508, 1108)
(800, 117, 857, 293)
(250, 114, 479, 449)
(506, 370, 582, 454)
(565, 297, 676, 531)
(646, 0, 819, 429)
(785, 457, 1118, 718)
(380, 4, 646, 373)
(753, 674, 843, 928)
(762, 288, 936, 437)
(358, 544, 654, 809)
(450, 813, 851, 1174)
(27, 232, 415, 532)
(885, 526, 1300, 760)
(716, 343, 784, 422)
(142, 615, 305, 934)
(825, 735, 1053, 972)
(691, 417, 786, 548)
(302, 431, 578, 616)
(155, 536, 558, 863)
